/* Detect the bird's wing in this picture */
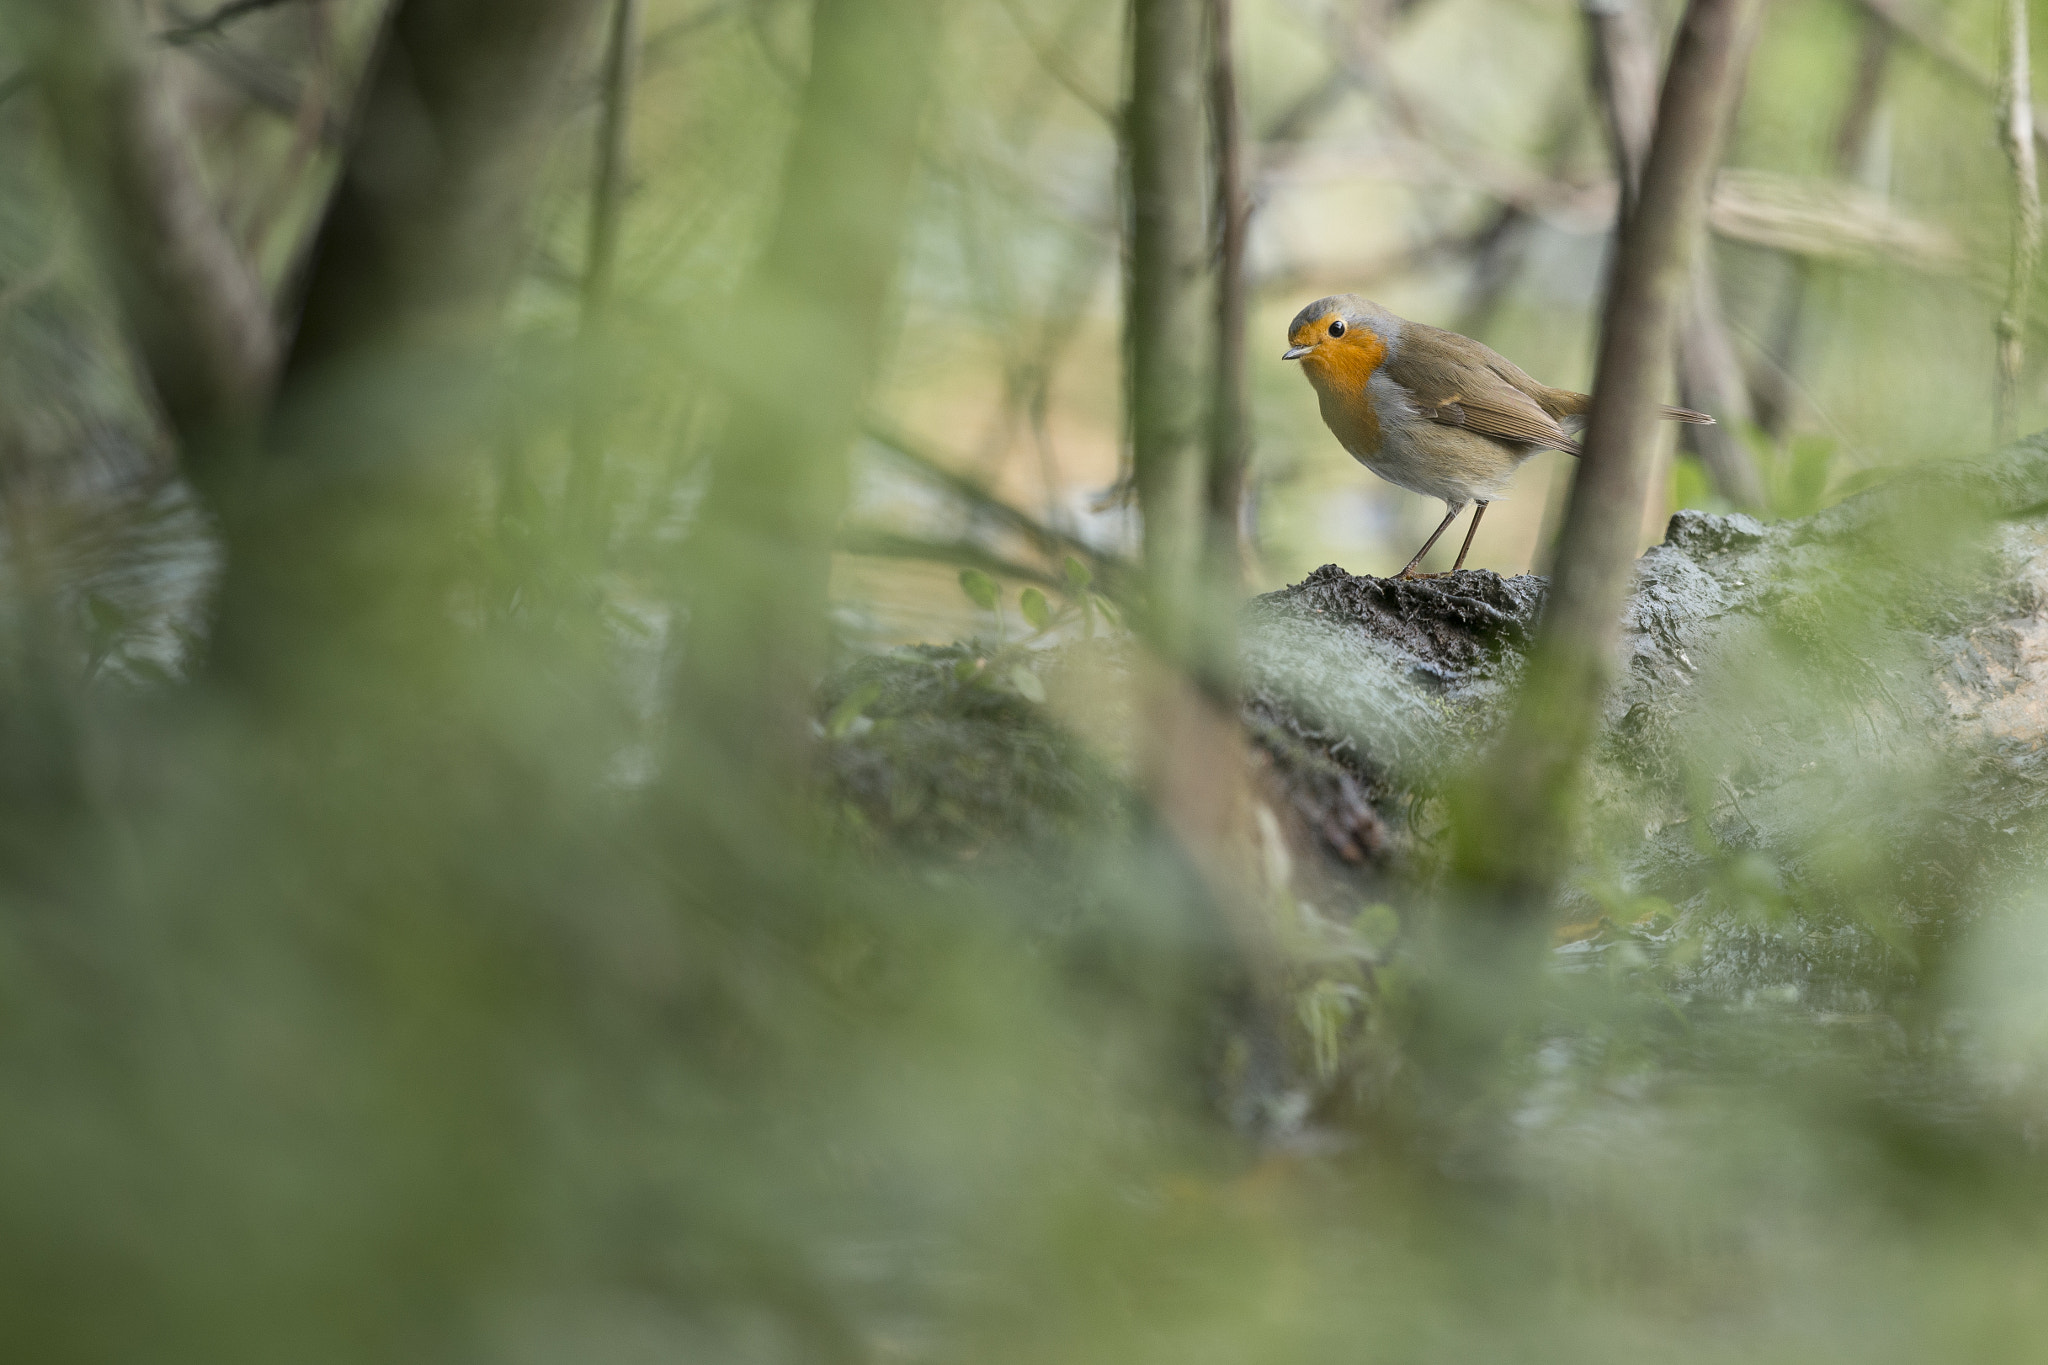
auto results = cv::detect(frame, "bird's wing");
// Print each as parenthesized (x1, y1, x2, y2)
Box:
(1430, 395, 1582, 455)
(1388, 324, 1583, 455)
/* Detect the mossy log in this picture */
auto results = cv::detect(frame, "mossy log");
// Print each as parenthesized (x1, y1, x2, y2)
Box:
(826, 437, 2048, 1003)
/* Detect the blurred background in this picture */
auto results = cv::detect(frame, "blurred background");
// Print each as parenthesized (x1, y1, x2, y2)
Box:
(3, 0, 2048, 1361)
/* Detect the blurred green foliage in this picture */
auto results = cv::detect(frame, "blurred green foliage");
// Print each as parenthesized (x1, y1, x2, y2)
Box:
(0, 0, 2047, 1363)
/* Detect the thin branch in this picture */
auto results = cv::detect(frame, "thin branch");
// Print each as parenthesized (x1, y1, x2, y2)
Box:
(1998, 0, 2040, 442)
(834, 527, 1070, 594)
(160, 0, 305, 46)
(164, 17, 347, 144)
(1855, 0, 2048, 162)
(1585, 0, 1764, 510)
(1461, 0, 1762, 912)
(1205, 0, 1251, 620)
(564, 0, 642, 535)
(991, 0, 1116, 123)
(859, 422, 1130, 595)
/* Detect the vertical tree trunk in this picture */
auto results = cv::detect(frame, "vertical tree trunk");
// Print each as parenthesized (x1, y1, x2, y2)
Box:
(279, 0, 609, 383)
(196, 0, 608, 694)
(1998, 0, 2040, 444)
(1204, 0, 1250, 677)
(1129, 0, 1287, 1119)
(672, 0, 943, 792)
(1127, 0, 1210, 664)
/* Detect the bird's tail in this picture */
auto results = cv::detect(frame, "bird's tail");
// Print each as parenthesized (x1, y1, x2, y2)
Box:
(1661, 405, 1715, 424)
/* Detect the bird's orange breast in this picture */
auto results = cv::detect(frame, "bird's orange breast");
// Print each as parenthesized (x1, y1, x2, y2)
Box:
(1299, 332, 1390, 455)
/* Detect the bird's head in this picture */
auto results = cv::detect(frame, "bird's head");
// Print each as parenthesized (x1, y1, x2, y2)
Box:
(1283, 294, 1401, 394)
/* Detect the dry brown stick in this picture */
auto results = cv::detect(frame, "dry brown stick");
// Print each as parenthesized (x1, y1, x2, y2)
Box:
(1459, 0, 1762, 913)
(1585, 0, 1765, 510)
(1997, 0, 2040, 443)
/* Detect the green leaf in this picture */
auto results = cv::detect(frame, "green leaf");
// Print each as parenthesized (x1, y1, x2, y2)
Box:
(1007, 665, 1046, 703)
(1063, 555, 1092, 593)
(958, 568, 998, 610)
(1019, 586, 1052, 630)
(1089, 592, 1123, 630)
(824, 680, 884, 739)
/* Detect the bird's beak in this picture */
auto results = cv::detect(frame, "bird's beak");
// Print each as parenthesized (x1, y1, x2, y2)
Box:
(1282, 345, 1311, 360)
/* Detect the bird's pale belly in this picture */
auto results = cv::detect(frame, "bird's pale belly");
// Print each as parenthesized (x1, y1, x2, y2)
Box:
(1322, 378, 1527, 507)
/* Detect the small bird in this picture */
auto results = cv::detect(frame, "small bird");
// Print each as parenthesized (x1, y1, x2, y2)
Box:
(1283, 294, 1713, 578)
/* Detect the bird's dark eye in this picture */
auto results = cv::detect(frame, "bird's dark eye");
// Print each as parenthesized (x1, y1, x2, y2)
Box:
(1328, 319, 1346, 337)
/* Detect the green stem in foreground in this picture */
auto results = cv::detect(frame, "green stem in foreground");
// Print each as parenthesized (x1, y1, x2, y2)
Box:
(1458, 0, 1763, 913)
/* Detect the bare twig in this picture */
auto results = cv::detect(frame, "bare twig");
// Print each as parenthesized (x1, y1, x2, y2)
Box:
(859, 421, 1128, 593)
(834, 527, 1072, 594)
(238, 0, 336, 265)
(160, 0, 304, 46)
(1584, 0, 1764, 510)
(1206, 0, 1250, 624)
(992, 0, 1115, 123)
(1998, 0, 2040, 442)
(1856, 0, 2048, 162)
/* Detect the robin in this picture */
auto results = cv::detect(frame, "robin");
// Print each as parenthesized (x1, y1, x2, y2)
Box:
(1283, 294, 1712, 577)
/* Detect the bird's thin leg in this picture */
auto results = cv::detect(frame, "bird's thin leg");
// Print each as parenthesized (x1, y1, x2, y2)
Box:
(1450, 500, 1489, 571)
(1395, 503, 1466, 579)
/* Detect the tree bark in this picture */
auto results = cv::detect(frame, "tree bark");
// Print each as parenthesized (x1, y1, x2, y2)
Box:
(1462, 0, 1762, 910)
(1204, 0, 1250, 675)
(1127, 0, 1210, 664)
(279, 0, 608, 383)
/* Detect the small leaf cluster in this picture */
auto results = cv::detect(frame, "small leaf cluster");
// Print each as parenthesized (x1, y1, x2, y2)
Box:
(950, 556, 1121, 706)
